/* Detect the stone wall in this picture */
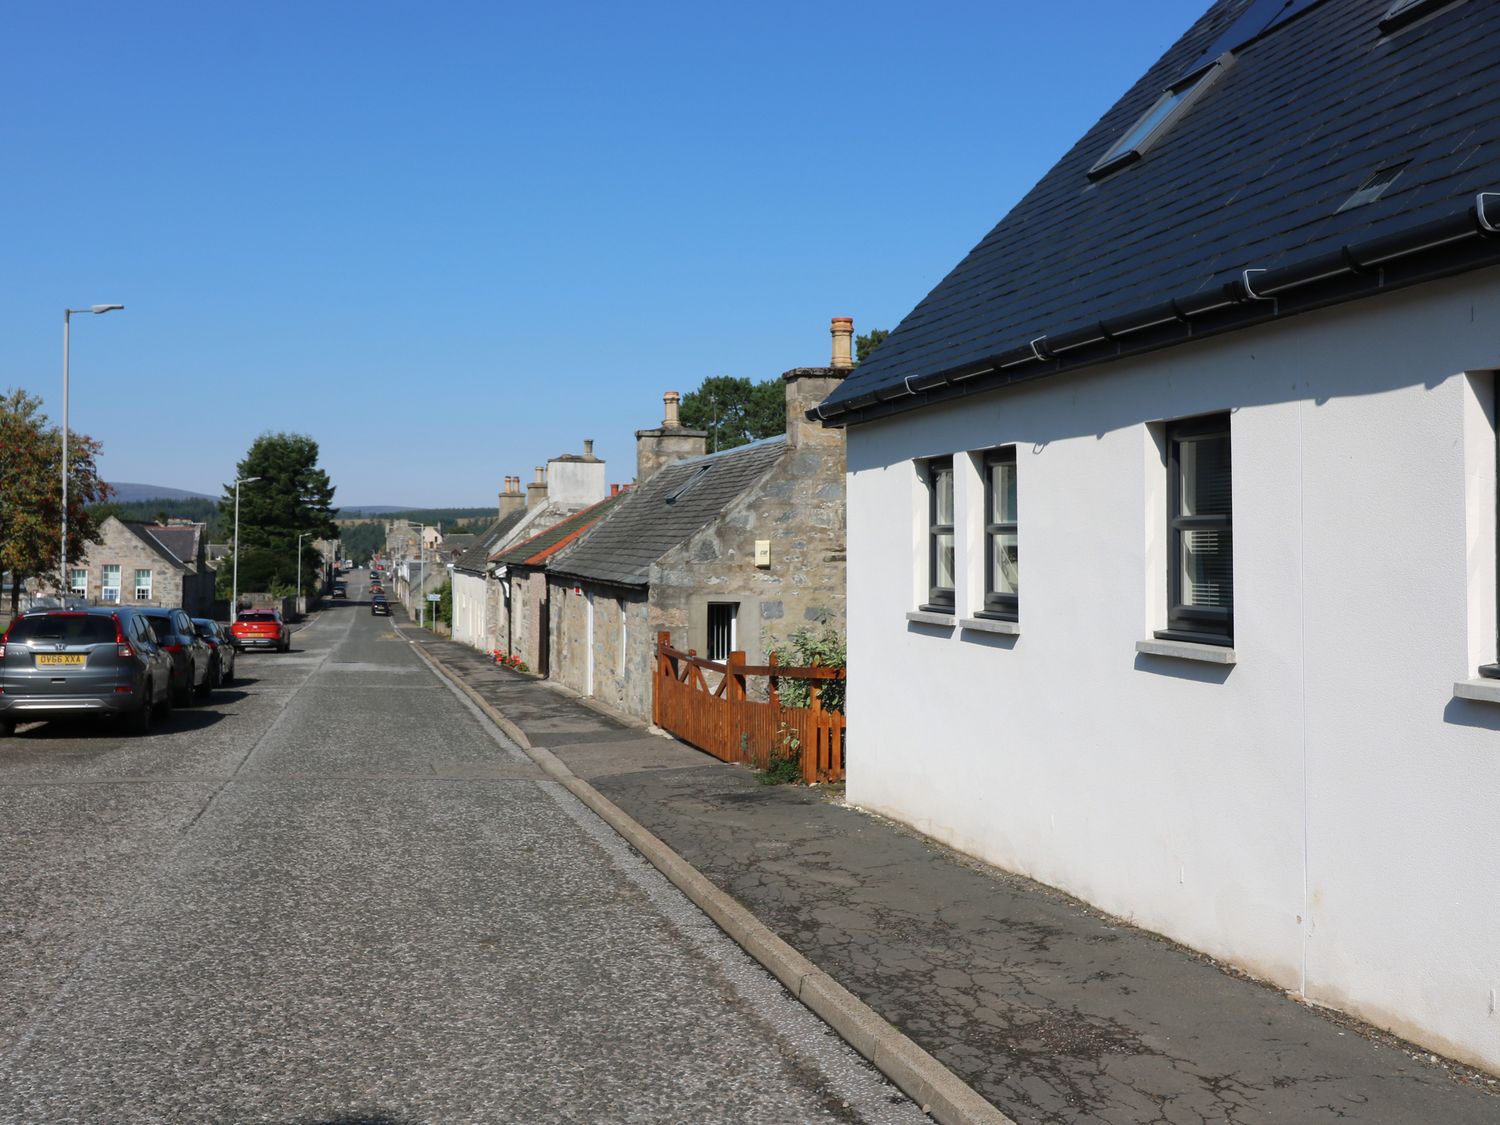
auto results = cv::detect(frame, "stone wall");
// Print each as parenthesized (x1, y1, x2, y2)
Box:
(549, 577, 651, 719)
(649, 383, 846, 666)
(506, 569, 549, 670)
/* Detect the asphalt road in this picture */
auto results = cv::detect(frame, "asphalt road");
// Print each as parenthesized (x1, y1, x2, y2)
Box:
(0, 575, 925, 1124)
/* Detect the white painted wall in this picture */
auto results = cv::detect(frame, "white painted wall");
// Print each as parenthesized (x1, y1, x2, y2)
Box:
(844, 267, 1500, 1072)
(452, 570, 489, 650)
(547, 455, 607, 507)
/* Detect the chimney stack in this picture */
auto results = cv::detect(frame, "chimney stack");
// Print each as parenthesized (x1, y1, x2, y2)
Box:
(782, 317, 853, 449)
(526, 465, 548, 510)
(636, 389, 707, 483)
(498, 474, 526, 518)
(831, 317, 854, 369)
(583, 439, 596, 461)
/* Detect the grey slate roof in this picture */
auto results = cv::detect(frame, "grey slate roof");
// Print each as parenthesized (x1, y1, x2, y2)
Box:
(451, 511, 528, 575)
(820, 0, 1500, 424)
(492, 494, 624, 568)
(120, 521, 197, 569)
(548, 438, 788, 589)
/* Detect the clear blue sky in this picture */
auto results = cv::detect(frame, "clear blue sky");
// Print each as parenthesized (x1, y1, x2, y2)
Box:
(2, 0, 1207, 509)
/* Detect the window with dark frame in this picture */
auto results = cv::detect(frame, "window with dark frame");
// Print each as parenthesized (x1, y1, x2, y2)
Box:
(706, 602, 737, 662)
(982, 448, 1018, 619)
(925, 457, 955, 611)
(1157, 414, 1233, 645)
(1481, 375, 1500, 679)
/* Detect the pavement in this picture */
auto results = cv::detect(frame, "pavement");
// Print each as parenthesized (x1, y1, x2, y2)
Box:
(406, 627, 1500, 1125)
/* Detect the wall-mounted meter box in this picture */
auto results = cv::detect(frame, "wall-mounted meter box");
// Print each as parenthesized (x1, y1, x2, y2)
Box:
(754, 540, 771, 568)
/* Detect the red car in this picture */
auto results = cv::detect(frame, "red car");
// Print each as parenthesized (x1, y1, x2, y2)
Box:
(231, 610, 291, 653)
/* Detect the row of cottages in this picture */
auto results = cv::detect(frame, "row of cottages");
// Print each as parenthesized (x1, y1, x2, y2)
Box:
(813, 0, 1500, 1073)
(58, 516, 215, 615)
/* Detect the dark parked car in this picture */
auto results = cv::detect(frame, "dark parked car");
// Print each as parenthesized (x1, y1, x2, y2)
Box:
(192, 618, 237, 686)
(0, 608, 174, 736)
(137, 608, 214, 705)
(371, 595, 390, 616)
(231, 609, 291, 653)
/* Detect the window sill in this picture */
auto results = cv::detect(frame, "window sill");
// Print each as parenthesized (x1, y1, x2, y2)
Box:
(960, 616, 1020, 635)
(1454, 678, 1500, 704)
(906, 610, 956, 628)
(1135, 638, 1236, 664)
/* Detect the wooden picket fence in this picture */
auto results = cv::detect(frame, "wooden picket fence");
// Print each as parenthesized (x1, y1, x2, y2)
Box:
(653, 631, 845, 783)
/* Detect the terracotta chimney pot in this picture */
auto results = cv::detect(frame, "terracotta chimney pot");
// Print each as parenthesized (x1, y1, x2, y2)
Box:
(831, 317, 854, 369)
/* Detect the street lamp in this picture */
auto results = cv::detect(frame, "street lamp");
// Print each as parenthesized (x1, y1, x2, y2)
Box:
(232, 476, 261, 622)
(61, 304, 124, 594)
(296, 532, 310, 614)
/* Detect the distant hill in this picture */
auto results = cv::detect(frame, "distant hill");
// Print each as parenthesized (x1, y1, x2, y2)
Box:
(337, 506, 411, 516)
(108, 482, 217, 504)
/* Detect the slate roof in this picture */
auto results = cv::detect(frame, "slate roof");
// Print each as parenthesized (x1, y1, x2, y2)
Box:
(441, 533, 478, 556)
(491, 494, 624, 569)
(451, 510, 529, 575)
(119, 521, 199, 569)
(547, 438, 788, 589)
(820, 0, 1500, 424)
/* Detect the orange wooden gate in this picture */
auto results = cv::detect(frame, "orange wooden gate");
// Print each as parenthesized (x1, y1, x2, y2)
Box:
(652, 631, 845, 783)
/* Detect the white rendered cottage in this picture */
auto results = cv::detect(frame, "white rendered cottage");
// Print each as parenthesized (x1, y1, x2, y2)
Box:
(817, 0, 1500, 1074)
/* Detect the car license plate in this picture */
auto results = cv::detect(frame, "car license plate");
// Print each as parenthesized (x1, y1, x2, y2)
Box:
(36, 654, 86, 666)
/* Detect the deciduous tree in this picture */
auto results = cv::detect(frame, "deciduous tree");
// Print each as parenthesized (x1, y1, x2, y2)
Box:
(0, 388, 112, 612)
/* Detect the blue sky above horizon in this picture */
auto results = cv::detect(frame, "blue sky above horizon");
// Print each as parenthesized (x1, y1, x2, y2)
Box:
(2, 0, 1208, 508)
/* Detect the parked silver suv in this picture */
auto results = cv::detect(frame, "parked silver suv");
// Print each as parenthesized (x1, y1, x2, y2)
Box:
(0, 608, 174, 736)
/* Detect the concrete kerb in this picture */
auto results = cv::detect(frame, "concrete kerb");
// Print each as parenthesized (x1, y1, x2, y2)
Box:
(410, 639, 1015, 1125)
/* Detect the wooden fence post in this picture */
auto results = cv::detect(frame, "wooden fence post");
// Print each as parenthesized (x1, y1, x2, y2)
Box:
(726, 651, 746, 702)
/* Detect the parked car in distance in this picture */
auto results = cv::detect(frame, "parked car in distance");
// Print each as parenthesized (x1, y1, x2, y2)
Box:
(371, 595, 390, 616)
(232, 609, 291, 653)
(192, 618, 236, 686)
(0, 607, 174, 736)
(137, 608, 215, 705)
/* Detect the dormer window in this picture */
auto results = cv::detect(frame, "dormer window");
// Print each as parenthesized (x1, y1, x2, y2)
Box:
(1088, 56, 1231, 181)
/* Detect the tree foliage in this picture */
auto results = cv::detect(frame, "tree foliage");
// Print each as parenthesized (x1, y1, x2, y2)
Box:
(339, 522, 385, 566)
(89, 497, 223, 538)
(0, 388, 112, 612)
(217, 432, 338, 598)
(679, 376, 784, 453)
(856, 328, 889, 365)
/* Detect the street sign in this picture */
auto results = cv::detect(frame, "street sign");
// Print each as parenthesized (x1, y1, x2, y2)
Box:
(427, 593, 441, 601)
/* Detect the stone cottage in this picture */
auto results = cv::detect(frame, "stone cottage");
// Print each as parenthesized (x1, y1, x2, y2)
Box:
(544, 319, 851, 720)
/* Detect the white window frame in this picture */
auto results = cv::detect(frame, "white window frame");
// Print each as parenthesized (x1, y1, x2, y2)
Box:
(100, 564, 122, 604)
(134, 569, 153, 601)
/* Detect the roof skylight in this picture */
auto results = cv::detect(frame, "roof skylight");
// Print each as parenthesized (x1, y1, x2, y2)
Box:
(1088, 56, 1232, 181)
(1336, 162, 1410, 211)
(1379, 0, 1464, 34)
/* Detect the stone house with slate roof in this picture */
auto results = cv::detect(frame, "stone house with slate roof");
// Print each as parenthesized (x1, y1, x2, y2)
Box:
(491, 494, 624, 673)
(815, 0, 1500, 1072)
(64, 517, 214, 615)
(546, 337, 850, 722)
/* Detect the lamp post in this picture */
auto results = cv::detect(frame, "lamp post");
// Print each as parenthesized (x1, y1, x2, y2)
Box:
(61, 304, 124, 594)
(296, 532, 310, 614)
(232, 476, 261, 622)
